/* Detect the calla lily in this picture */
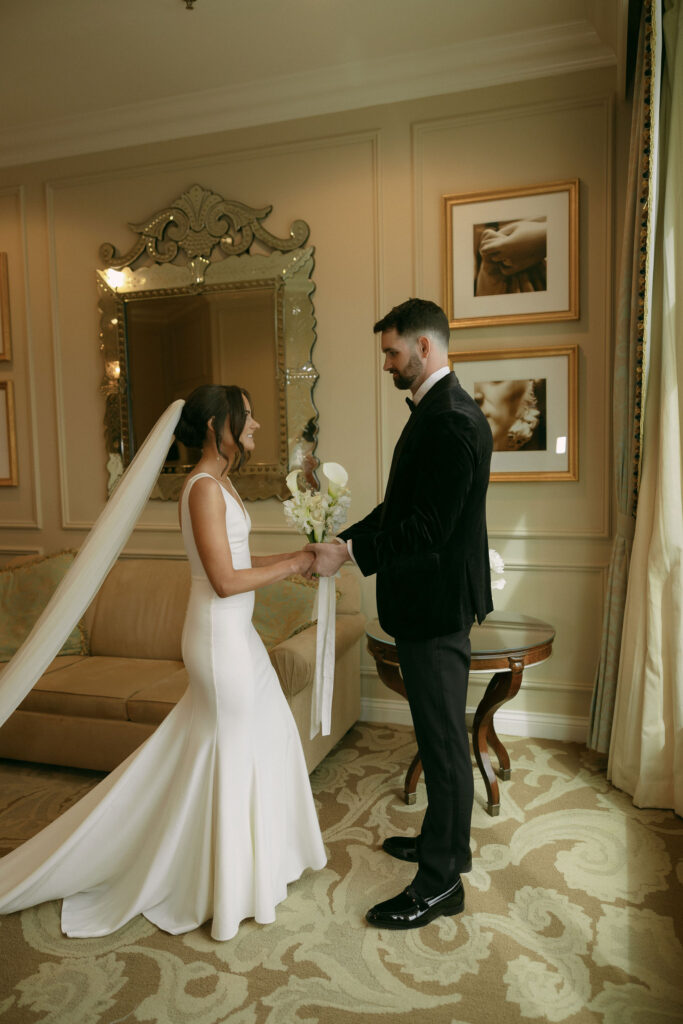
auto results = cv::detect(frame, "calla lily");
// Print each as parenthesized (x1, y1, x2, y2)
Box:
(489, 549, 505, 575)
(309, 517, 326, 543)
(286, 470, 301, 496)
(322, 462, 348, 498)
(489, 548, 506, 589)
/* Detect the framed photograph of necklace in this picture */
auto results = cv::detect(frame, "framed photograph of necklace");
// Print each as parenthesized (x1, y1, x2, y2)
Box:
(450, 344, 578, 482)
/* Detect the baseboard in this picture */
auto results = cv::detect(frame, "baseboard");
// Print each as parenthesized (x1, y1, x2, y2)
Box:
(359, 697, 589, 743)
(360, 697, 413, 727)
(472, 708, 590, 743)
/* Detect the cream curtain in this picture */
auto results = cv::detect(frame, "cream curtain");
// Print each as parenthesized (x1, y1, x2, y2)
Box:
(588, 1, 658, 752)
(608, 0, 683, 814)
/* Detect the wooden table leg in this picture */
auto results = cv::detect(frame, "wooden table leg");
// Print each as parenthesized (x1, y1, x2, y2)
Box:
(472, 656, 525, 815)
(487, 718, 511, 780)
(404, 752, 422, 804)
(367, 638, 425, 803)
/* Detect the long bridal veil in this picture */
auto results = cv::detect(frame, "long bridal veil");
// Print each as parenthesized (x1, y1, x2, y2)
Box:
(0, 399, 184, 729)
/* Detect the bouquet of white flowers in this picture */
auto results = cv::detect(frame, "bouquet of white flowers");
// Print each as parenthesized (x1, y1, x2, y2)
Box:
(284, 462, 351, 543)
(489, 549, 506, 590)
(283, 462, 351, 740)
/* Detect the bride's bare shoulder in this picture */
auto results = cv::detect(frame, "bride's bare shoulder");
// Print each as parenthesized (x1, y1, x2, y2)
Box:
(179, 472, 212, 510)
(185, 473, 225, 507)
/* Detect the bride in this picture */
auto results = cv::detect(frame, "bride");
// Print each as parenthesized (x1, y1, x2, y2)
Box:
(0, 384, 326, 940)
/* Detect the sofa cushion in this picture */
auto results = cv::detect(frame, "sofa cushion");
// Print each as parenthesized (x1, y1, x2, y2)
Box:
(252, 577, 318, 651)
(0, 552, 87, 662)
(18, 656, 183, 721)
(269, 611, 367, 698)
(126, 668, 189, 725)
(0, 654, 84, 680)
(88, 560, 190, 661)
(335, 567, 361, 615)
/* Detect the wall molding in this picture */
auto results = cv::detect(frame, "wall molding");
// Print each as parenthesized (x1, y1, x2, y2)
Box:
(501, 559, 608, 573)
(371, 133, 385, 505)
(0, 545, 43, 559)
(60, 519, 302, 535)
(361, 665, 595, 698)
(412, 92, 614, 542)
(1, 20, 615, 169)
(360, 696, 589, 743)
(44, 128, 382, 193)
(46, 129, 380, 532)
(118, 550, 186, 561)
(0, 185, 42, 531)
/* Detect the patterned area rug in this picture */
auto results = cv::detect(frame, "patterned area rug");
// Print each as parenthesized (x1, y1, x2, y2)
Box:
(0, 724, 682, 1024)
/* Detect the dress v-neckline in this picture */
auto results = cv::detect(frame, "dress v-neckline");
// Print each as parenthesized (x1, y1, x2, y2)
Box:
(185, 472, 248, 522)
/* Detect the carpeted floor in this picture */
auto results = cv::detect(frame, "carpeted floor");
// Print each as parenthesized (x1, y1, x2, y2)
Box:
(0, 723, 682, 1024)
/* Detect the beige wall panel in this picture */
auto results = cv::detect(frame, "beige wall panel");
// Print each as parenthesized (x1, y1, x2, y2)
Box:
(466, 562, 604, 716)
(362, 562, 603, 723)
(356, 76, 614, 731)
(0, 187, 41, 533)
(1, 66, 618, 733)
(47, 132, 379, 542)
(415, 95, 612, 540)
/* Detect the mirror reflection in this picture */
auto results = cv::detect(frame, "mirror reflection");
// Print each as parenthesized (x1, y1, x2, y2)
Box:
(126, 287, 283, 488)
(97, 184, 319, 501)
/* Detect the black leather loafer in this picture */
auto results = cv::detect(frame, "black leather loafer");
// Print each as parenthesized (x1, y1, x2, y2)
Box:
(382, 835, 420, 862)
(366, 880, 464, 929)
(381, 836, 472, 873)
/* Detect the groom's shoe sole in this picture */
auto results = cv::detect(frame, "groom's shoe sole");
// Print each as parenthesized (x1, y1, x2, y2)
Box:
(382, 836, 472, 874)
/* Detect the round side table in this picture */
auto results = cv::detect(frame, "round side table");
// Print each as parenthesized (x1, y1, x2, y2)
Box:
(366, 612, 555, 815)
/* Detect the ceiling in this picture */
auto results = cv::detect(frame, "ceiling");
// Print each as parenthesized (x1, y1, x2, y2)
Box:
(1, 0, 627, 168)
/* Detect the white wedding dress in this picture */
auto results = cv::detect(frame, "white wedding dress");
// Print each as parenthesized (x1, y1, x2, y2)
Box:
(0, 472, 326, 940)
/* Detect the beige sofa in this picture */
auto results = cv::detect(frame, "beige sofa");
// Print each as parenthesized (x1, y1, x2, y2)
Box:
(0, 559, 365, 774)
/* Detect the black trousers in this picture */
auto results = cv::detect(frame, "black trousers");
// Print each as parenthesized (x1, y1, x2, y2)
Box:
(395, 626, 473, 897)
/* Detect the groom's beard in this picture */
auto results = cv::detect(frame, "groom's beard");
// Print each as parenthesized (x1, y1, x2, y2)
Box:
(390, 351, 423, 390)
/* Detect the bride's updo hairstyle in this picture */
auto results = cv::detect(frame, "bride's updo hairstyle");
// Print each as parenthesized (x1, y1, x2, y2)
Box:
(175, 384, 252, 473)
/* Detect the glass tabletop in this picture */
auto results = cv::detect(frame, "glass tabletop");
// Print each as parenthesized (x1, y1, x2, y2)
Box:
(366, 612, 555, 657)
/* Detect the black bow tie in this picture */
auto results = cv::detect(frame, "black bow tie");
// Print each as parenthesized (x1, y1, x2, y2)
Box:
(406, 397, 416, 413)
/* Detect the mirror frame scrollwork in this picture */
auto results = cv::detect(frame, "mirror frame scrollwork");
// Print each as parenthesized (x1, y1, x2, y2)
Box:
(97, 184, 319, 500)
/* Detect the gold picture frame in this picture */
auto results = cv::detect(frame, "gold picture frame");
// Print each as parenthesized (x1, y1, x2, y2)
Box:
(444, 180, 579, 329)
(0, 253, 11, 361)
(0, 380, 18, 486)
(450, 344, 578, 481)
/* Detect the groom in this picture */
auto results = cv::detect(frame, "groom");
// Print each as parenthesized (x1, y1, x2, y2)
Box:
(307, 297, 493, 929)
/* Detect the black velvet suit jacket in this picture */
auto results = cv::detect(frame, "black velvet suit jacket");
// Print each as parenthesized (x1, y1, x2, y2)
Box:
(340, 372, 493, 641)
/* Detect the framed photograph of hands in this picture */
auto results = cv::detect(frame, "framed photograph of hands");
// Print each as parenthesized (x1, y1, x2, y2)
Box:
(0, 380, 18, 486)
(443, 180, 579, 328)
(449, 344, 578, 481)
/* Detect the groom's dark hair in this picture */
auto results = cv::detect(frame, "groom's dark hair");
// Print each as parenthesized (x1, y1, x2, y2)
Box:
(374, 298, 450, 349)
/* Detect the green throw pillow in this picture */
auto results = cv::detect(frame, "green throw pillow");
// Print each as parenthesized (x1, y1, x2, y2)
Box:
(252, 576, 320, 651)
(0, 551, 88, 662)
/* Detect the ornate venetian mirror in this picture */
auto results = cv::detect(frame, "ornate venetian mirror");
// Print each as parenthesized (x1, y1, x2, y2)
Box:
(97, 184, 319, 500)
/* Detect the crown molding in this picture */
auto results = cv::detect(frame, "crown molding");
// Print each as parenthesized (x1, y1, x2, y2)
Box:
(0, 19, 615, 169)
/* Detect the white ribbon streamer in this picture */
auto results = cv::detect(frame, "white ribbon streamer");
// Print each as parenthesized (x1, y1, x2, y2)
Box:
(0, 400, 184, 728)
(310, 575, 337, 738)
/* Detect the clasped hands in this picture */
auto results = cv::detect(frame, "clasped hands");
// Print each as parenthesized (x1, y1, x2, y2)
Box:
(300, 540, 350, 579)
(475, 218, 547, 296)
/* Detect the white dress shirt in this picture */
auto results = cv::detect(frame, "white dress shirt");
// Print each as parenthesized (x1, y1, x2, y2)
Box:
(412, 365, 452, 405)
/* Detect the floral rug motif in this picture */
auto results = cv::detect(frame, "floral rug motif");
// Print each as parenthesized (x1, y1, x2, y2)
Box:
(0, 724, 682, 1024)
